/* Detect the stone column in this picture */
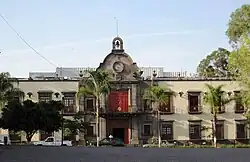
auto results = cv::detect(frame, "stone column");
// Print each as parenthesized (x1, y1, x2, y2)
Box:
(99, 118, 106, 139)
(100, 94, 106, 113)
(131, 84, 137, 112)
(130, 117, 139, 144)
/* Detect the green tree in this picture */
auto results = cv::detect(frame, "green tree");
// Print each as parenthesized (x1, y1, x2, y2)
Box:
(197, 48, 231, 77)
(0, 100, 40, 142)
(203, 84, 233, 148)
(229, 35, 250, 85)
(64, 114, 90, 139)
(143, 85, 174, 147)
(0, 72, 24, 110)
(226, 4, 250, 44)
(39, 100, 63, 134)
(77, 70, 111, 147)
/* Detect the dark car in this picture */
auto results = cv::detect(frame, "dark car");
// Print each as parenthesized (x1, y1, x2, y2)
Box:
(91, 138, 125, 147)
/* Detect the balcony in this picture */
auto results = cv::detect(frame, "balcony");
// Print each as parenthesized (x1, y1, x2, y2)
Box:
(63, 106, 76, 115)
(159, 106, 175, 114)
(235, 104, 245, 113)
(188, 105, 202, 114)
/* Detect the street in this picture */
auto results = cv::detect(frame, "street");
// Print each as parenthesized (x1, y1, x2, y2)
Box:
(0, 146, 250, 162)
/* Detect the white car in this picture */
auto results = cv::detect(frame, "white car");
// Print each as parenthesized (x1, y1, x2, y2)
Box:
(33, 136, 72, 146)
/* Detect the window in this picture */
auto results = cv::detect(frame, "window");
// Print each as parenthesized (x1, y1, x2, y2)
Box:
(40, 131, 52, 140)
(143, 124, 151, 136)
(188, 92, 201, 114)
(86, 126, 94, 137)
(159, 93, 174, 113)
(210, 93, 225, 114)
(79, 96, 84, 112)
(85, 98, 95, 111)
(45, 137, 54, 142)
(234, 91, 244, 113)
(161, 122, 173, 140)
(38, 92, 52, 103)
(236, 121, 246, 139)
(143, 99, 151, 111)
(62, 93, 76, 114)
(216, 121, 224, 140)
(189, 121, 202, 140)
(218, 94, 225, 113)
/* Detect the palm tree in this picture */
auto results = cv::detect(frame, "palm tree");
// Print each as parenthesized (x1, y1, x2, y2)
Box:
(0, 72, 24, 111)
(203, 84, 233, 148)
(143, 85, 174, 147)
(77, 70, 111, 147)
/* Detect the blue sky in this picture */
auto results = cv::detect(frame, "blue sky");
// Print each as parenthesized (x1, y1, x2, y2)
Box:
(0, 0, 248, 77)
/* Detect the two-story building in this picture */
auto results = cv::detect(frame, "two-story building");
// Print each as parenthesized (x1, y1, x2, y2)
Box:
(2, 36, 248, 145)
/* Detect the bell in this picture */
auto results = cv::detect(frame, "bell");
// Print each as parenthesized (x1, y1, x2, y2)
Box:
(115, 40, 120, 48)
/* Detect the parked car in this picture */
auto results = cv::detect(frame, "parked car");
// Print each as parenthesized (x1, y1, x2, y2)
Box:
(33, 136, 72, 146)
(91, 137, 125, 147)
(143, 140, 175, 148)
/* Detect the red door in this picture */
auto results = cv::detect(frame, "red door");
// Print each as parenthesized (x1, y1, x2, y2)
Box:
(108, 90, 128, 112)
(119, 91, 128, 112)
(108, 91, 119, 112)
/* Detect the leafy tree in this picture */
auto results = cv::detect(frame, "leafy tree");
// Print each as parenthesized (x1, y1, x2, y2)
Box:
(197, 48, 231, 77)
(143, 85, 174, 147)
(203, 84, 233, 148)
(0, 72, 24, 110)
(64, 113, 90, 136)
(229, 35, 250, 85)
(39, 100, 63, 134)
(226, 4, 250, 44)
(0, 100, 40, 142)
(77, 69, 111, 147)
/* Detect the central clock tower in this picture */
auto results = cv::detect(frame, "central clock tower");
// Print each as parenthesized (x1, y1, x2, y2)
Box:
(97, 37, 140, 81)
(96, 36, 142, 145)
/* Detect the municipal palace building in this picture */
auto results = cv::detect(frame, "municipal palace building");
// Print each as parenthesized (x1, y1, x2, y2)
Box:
(0, 37, 248, 145)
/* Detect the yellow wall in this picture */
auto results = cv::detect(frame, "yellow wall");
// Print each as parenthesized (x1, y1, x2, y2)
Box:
(157, 80, 245, 140)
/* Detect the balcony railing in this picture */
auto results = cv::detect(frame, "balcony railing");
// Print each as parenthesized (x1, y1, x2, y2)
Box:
(63, 106, 76, 114)
(159, 106, 175, 114)
(235, 105, 245, 113)
(188, 105, 202, 114)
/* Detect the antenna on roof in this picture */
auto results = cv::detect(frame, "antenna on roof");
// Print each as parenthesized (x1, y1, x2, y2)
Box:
(114, 17, 119, 37)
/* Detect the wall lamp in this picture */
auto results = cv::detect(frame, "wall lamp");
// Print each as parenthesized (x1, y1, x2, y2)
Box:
(54, 92, 60, 98)
(27, 92, 33, 98)
(179, 91, 184, 97)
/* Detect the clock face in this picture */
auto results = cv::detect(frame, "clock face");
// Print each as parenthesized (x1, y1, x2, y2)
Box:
(113, 61, 124, 73)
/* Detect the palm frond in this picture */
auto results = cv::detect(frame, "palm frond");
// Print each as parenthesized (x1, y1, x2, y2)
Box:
(143, 85, 172, 108)
(78, 70, 111, 100)
(204, 84, 233, 113)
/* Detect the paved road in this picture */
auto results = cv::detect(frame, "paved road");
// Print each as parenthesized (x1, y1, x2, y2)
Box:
(0, 146, 249, 162)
